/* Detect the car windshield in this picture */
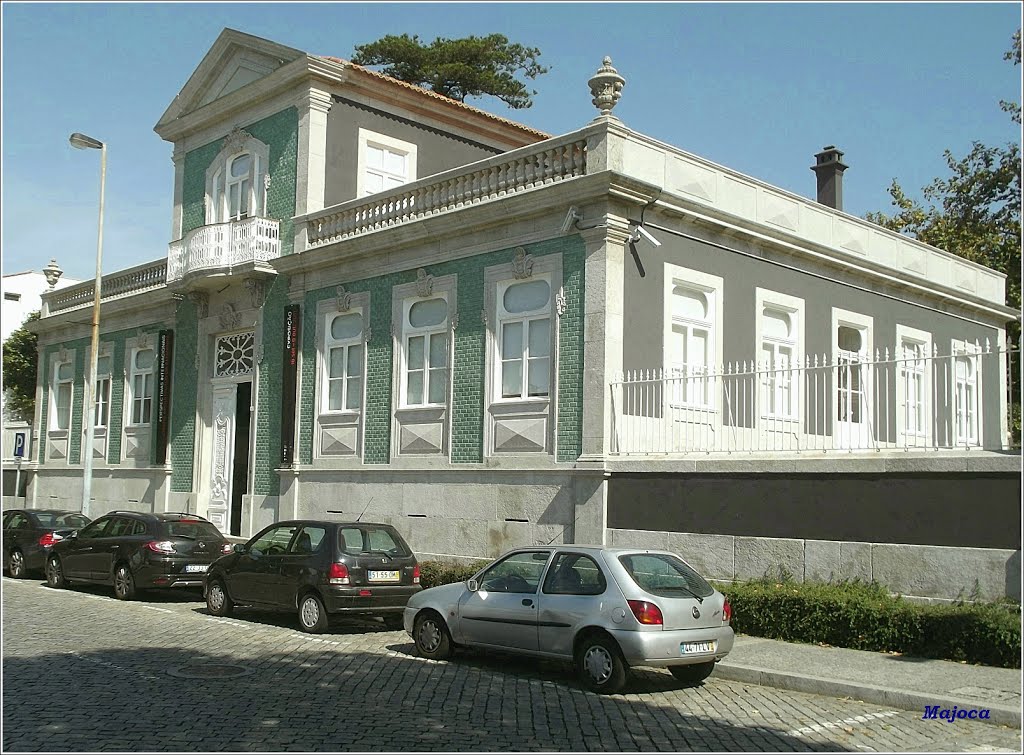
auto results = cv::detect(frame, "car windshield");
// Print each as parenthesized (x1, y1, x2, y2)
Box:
(618, 553, 714, 599)
(34, 512, 90, 528)
(337, 526, 410, 557)
(163, 519, 223, 539)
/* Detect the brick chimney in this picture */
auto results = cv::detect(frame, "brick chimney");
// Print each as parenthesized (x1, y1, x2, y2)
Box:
(810, 145, 848, 211)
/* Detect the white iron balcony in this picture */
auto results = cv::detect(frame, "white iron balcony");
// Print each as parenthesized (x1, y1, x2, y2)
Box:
(167, 217, 280, 284)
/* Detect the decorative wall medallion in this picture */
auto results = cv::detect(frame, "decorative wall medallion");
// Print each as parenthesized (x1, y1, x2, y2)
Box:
(512, 247, 534, 279)
(264, 173, 272, 190)
(58, 346, 68, 362)
(390, 322, 397, 340)
(219, 303, 242, 331)
(481, 308, 488, 326)
(555, 286, 567, 316)
(245, 279, 267, 309)
(215, 331, 255, 377)
(222, 126, 252, 154)
(187, 292, 209, 318)
(136, 330, 150, 350)
(254, 342, 265, 365)
(335, 285, 352, 312)
(451, 311, 460, 331)
(364, 326, 373, 344)
(415, 268, 434, 297)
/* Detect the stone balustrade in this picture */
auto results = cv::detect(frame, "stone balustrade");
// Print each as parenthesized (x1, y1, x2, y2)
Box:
(167, 216, 280, 283)
(42, 259, 168, 316)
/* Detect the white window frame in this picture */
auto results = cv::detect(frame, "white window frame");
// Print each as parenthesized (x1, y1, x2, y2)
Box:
(755, 288, 804, 422)
(895, 325, 932, 447)
(320, 308, 366, 415)
(495, 276, 554, 401)
(663, 264, 724, 411)
(951, 338, 982, 447)
(356, 128, 417, 198)
(127, 346, 156, 427)
(50, 358, 74, 432)
(205, 135, 270, 224)
(400, 294, 450, 408)
(93, 351, 113, 429)
(831, 308, 874, 446)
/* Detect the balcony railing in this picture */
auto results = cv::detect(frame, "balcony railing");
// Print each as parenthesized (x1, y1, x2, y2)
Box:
(167, 216, 280, 283)
(42, 259, 168, 316)
(302, 133, 588, 247)
(611, 343, 1017, 455)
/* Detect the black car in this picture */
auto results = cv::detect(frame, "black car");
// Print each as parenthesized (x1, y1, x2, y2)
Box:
(3, 509, 92, 578)
(204, 520, 421, 633)
(45, 511, 232, 600)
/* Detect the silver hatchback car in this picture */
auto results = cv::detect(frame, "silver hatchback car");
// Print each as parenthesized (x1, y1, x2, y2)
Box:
(404, 545, 734, 693)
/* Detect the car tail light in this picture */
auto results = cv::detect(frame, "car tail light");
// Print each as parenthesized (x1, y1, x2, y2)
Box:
(723, 598, 732, 624)
(221, 543, 233, 554)
(38, 532, 63, 547)
(328, 563, 350, 585)
(412, 564, 420, 584)
(627, 599, 663, 625)
(145, 540, 176, 555)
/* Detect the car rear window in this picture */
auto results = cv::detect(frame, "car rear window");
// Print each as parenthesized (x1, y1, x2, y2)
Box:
(163, 519, 223, 539)
(34, 513, 90, 528)
(338, 526, 410, 557)
(618, 553, 714, 599)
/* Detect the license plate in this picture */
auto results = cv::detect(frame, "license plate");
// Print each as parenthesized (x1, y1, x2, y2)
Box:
(184, 564, 209, 573)
(680, 640, 716, 655)
(368, 570, 400, 582)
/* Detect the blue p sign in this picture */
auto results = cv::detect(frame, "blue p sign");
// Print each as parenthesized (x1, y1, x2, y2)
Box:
(13, 432, 26, 458)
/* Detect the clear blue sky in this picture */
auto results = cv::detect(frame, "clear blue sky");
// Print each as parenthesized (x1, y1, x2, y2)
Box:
(2, 2, 1020, 281)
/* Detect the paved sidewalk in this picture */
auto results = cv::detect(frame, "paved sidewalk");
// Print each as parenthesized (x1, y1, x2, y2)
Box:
(714, 634, 1023, 729)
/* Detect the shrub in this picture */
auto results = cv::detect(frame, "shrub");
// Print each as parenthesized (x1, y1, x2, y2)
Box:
(714, 577, 1021, 669)
(419, 560, 480, 590)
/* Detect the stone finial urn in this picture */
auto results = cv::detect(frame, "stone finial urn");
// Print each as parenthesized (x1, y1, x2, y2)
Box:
(42, 258, 63, 289)
(588, 56, 626, 119)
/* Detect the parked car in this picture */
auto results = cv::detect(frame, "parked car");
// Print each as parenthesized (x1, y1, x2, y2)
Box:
(203, 520, 421, 633)
(45, 511, 232, 599)
(404, 546, 734, 694)
(3, 509, 92, 578)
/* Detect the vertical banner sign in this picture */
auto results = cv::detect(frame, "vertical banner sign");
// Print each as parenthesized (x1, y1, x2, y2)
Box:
(281, 304, 301, 464)
(155, 329, 174, 464)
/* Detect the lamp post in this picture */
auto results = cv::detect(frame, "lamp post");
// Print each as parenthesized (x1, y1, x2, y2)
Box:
(70, 132, 106, 518)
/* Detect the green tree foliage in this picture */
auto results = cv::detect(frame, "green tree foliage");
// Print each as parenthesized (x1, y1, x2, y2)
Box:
(351, 33, 548, 109)
(866, 30, 1021, 440)
(2, 311, 40, 422)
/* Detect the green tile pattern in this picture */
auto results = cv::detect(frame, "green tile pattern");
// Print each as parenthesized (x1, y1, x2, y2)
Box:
(69, 346, 86, 464)
(170, 299, 198, 490)
(297, 236, 585, 465)
(254, 275, 291, 496)
(180, 108, 298, 255)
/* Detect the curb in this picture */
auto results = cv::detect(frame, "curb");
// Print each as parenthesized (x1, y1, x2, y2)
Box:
(713, 662, 1021, 730)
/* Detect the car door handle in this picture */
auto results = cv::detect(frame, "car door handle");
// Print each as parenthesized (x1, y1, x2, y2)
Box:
(522, 598, 533, 607)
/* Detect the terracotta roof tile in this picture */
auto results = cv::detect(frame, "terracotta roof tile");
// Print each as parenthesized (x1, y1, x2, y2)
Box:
(317, 55, 550, 140)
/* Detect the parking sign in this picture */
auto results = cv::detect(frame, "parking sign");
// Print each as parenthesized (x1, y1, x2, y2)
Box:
(13, 431, 26, 458)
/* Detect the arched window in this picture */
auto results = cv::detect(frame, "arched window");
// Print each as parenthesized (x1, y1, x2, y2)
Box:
(205, 132, 270, 225)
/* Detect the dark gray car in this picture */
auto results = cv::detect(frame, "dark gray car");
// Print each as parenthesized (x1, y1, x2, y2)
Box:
(2, 509, 91, 578)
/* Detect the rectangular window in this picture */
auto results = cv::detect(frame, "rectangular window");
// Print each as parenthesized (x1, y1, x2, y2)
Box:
(129, 347, 155, 426)
(94, 355, 112, 428)
(896, 325, 932, 446)
(759, 304, 799, 419)
(322, 311, 364, 413)
(669, 285, 714, 408)
(831, 308, 874, 448)
(402, 296, 448, 407)
(497, 279, 552, 400)
(357, 129, 417, 198)
(952, 340, 981, 446)
(51, 360, 74, 431)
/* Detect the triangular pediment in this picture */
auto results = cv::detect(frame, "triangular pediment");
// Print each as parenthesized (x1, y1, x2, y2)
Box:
(155, 28, 305, 132)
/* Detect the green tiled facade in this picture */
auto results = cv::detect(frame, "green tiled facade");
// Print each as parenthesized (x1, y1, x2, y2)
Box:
(297, 236, 585, 466)
(181, 108, 299, 255)
(254, 275, 291, 496)
(170, 300, 199, 491)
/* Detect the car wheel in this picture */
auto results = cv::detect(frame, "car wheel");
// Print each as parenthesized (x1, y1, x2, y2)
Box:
(206, 579, 233, 617)
(669, 661, 715, 685)
(46, 556, 68, 589)
(113, 564, 137, 600)
(576, 634, 629, 694)
(8, 550, 26, 579)
(413, 611, 453, 660)
(383, 614, 404, 631)
(297, 593, 328, 633)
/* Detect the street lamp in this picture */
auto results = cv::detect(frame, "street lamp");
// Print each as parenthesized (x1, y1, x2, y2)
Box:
(70, 132, 106, 518)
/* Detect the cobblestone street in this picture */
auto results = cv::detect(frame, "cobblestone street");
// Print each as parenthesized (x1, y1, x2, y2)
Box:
(3, 576, 1020, 752)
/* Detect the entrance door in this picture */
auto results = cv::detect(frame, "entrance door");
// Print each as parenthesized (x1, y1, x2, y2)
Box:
(208, 381, 253, 536)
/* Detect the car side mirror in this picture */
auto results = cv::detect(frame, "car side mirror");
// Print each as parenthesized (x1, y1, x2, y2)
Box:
(232, 543, 246, 554)
(68, 531, 78, 540)
(466, 578, 479, 592)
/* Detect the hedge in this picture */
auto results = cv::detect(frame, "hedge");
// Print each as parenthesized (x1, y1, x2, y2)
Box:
(419, 560, 1021, 669)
